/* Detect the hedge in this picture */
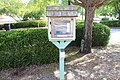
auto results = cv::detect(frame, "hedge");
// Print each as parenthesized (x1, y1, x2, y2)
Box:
(71, 20, 110, 47)
(0, 21, 110, 69)
(100, 20, 120, 27)
(0, 20, 47, 30)
(0, 28, 58, 70)
(11, 20, 47, 29)
(92, 22, 110, 46)
(0, 24, 4, 30)
(101, 17, 109, 21)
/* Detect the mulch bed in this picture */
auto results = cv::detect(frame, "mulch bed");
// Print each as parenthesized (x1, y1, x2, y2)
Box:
(0, 44, 120, 80)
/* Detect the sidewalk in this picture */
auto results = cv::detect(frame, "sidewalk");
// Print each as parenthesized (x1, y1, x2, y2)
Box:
(109, 27, 120, 45)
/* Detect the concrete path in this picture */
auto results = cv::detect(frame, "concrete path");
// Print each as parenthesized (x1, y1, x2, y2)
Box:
(109, 27, 120, 45)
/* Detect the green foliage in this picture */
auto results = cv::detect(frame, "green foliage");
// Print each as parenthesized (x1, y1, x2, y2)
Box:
(70, 20, 84, 46)
(96, 5, 114, 16)
(60, 0, 68, 5)
(100, 20, 120, 27)
(76, 20, 84, 27)
(24, 0, 59, 20)
(12, 20, 47, 29)
(23, 11, 43, 20)
(0, 0, 60, 20)
(0, 24, 4, 30)
(92, 22, 110, 46)
(109, 0, 120, 20)
(101, 17, 110, 21)
(0, 28, 58, 69)
(71, 20, 110, 47)
(0, 0, 26, 20)
(0, 21, 110, 69)
(96, 0, 120, 18)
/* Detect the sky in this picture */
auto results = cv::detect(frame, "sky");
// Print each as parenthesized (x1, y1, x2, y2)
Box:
(22, 0, 62, 4)
(22, 0, 30, 4)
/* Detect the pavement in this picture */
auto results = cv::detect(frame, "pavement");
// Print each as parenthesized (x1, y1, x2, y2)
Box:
(109, 27, 120, 45)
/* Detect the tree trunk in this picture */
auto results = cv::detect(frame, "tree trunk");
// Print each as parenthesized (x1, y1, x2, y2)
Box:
(80, 5, 95, 54)
(119, 12, 120, 20)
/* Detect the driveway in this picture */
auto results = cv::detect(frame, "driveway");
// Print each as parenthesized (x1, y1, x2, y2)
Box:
(109, 27, 120, 45)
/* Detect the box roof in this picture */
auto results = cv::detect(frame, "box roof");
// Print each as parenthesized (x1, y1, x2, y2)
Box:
(46, 6, 78, 17)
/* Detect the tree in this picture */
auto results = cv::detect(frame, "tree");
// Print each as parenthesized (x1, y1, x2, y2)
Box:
(96, 5, 114, 17)
(109, 0, 120, 20)
(71, 0, 108, 53)
(0, 0, 26, 21)
(23, 0, 59, 20)
(60, 0, 68, 5)
(0, 0, 59, 20)
(95, 0, 120, 19)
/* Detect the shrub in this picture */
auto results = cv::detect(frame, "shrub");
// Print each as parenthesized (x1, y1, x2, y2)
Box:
(12, 20, 47, 29)
(92, 22, 110, 46)
(70, 20, 84, 46)
(100, 20, 120, 27)
(71, 20, 110, 47)
(0, 21, 110, 69)
(0, 28, 58, 70)
(101, 17, 109, 21)
(0, 24, 4, 30)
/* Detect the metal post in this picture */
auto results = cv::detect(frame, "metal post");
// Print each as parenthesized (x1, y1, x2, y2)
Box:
(68, 0, 71, 5)
(59, 49, 65, 80)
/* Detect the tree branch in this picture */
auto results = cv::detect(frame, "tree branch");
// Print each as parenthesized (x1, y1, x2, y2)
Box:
(71, 0, 84, 7)
(94, 0, 108, 8)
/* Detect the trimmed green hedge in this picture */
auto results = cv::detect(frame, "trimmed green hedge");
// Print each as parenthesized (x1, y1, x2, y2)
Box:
(0, 21, 110, 70)
(0, 28, 58, 70)
(71, 20, 110, 46)
(92, 22, 110, 46)
(0, 24, 4, 30)
(12, 20, 47, 29)
(100, 20, 120, 27)
(101, 17, 109, 21)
